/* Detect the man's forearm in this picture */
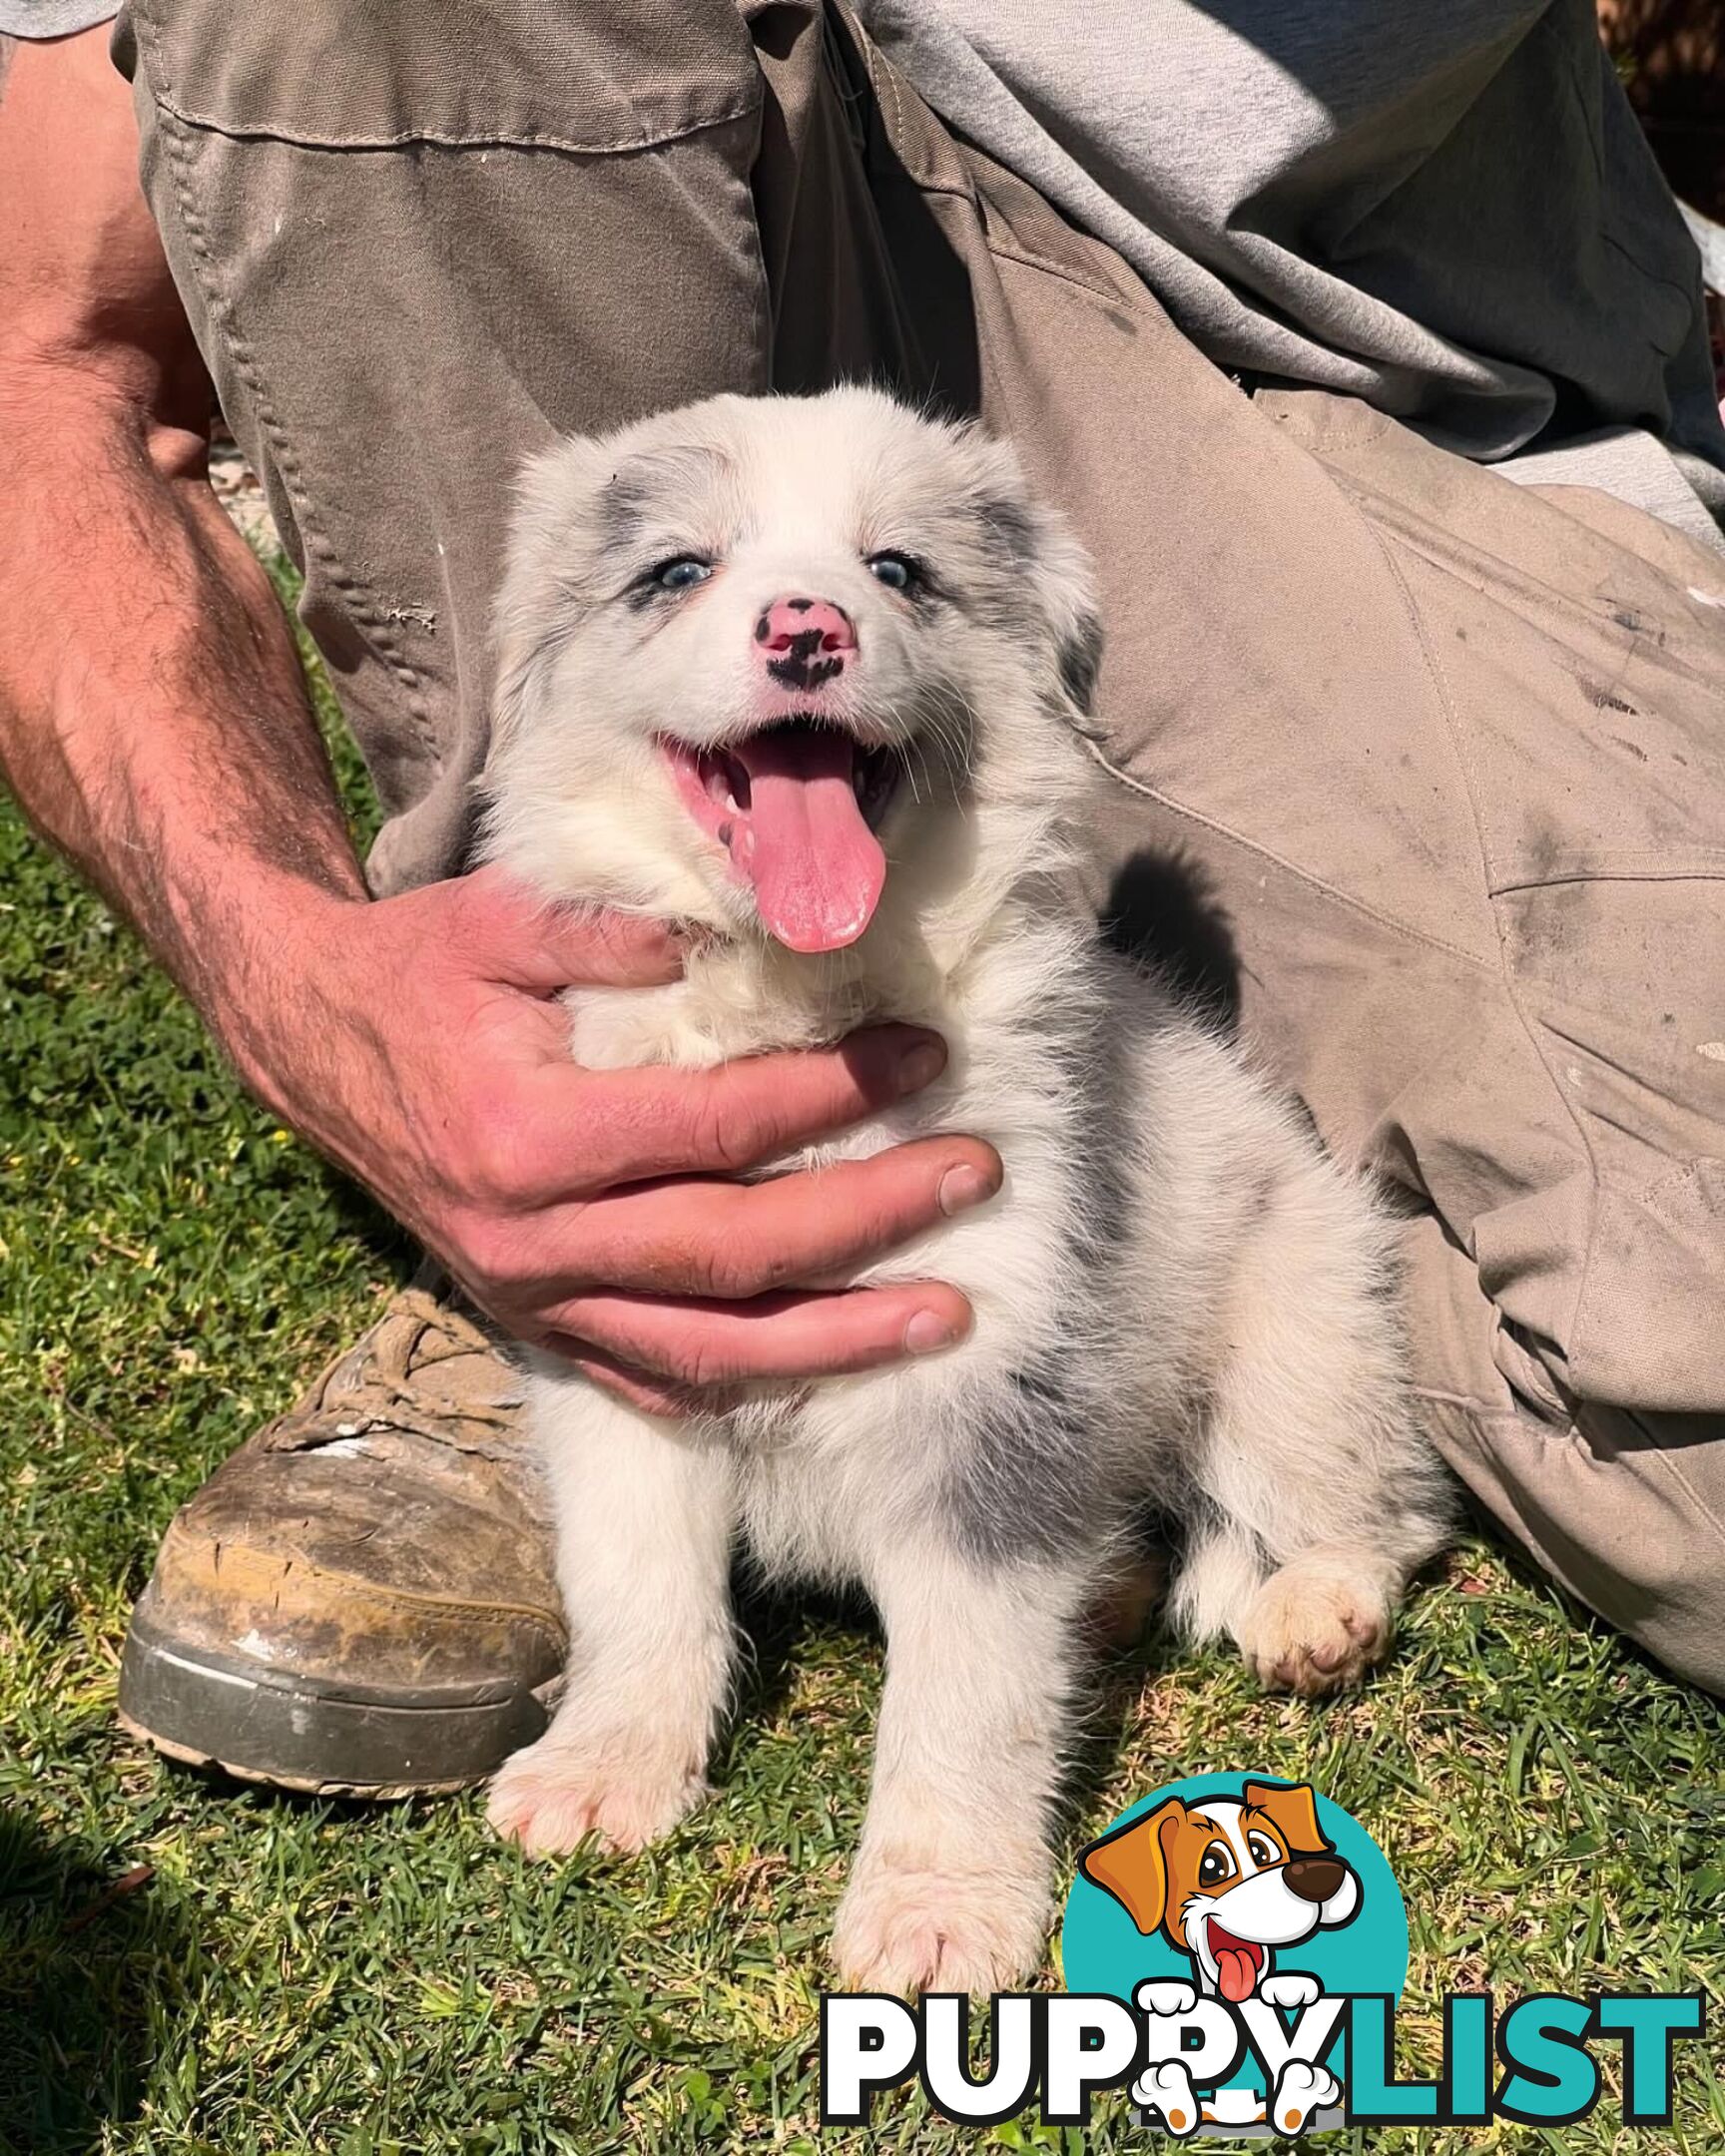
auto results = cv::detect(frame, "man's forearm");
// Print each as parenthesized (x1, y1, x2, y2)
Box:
(0, 26, 368, 1119)
(0, 27, 990, 1399)
(0, 365, 368, 1093)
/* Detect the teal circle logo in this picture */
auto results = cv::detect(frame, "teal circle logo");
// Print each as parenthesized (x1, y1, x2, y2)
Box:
(1061, 1774, 1407, 2135)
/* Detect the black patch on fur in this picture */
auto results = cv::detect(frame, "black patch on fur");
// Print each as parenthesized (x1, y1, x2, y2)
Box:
(940, 1350, 1111, 1564)
(939, 992, 1136, 1566)
(597, 472, 659, 553)
(976, 495, 1037, 566)
(1059, 610, 1104, 716)
(1102, 849, 1242, 1032)
(597, 443, 732, 579)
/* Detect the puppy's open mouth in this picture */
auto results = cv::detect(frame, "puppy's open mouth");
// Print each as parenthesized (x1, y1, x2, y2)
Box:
(1204, 1918, 1266, 2004)
(661, 720, 902, 954)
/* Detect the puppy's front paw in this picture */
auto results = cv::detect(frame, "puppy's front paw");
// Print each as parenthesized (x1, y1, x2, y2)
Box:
(1258, 1971, 1321, 2010)
(1135, 1979, 1199, 2017)
(487, 1731, 707, 1857)
(1237, 1559, 1391, 1696)
(833, 1860, 1051, 1995)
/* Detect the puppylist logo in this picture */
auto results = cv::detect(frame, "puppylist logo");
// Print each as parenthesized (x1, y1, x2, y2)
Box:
(821, 1774, 1705, 2136)
(1072, 1773, 1383, 2134)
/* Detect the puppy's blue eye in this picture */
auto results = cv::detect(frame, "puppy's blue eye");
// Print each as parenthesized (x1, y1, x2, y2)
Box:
(866, 552, 918, 592)
(653, 556, 713, 592)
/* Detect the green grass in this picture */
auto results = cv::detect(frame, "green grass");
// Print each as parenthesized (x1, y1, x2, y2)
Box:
(3, 559, 1724, 2154)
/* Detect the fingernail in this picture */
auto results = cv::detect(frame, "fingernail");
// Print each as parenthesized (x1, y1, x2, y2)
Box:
(938, 1163, 997, 1217)
(895, 1039, 946, 1094)
(904, 1309, 960, 1355)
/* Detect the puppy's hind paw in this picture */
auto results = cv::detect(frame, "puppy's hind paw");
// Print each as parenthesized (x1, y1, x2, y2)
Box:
(833, 1860, 1051, 1996)
(1271, 2058, 1342, 2136)
(487, 1732, 707, 1858)
(1132, 2061, 1202, 2139)
(1237, 1557, 1392, 1697)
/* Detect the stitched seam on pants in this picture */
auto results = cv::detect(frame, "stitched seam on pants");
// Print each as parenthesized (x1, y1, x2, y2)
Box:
(981, 233, 1161, 315)
(735, 60, 774, 401)
(1370, 535, 1603, 1363)
(853, 18, 1140, 318)
(1465, 1396, 1725, 1569)
(144, 99, 441, 766)
(1639, 1155, 1724, 1211)
(147, 97, 761, 157)
(1647, 1435, 1725, 1557)
(860, 21, 910, 174)
(1492, 859, 1725, 895)
(1338, 469, 1725, 692)
(1077, 737, 1495, 973)
(1412, 1384, 1494, 1411)
(136, 0, 759, 157)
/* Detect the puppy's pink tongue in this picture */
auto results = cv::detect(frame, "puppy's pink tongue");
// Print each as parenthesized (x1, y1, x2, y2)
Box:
(1216, 1945, 1259, 2004)
(731, 728, 885, 953)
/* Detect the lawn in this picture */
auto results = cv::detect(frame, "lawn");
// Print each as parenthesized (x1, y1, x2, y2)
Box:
(2, 555, 1724, 2154)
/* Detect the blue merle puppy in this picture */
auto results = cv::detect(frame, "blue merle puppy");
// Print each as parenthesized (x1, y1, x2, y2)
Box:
(478, 387, 1449, 1994)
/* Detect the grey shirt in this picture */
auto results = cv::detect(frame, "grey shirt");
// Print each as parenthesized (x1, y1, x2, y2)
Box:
(10, 0, 1723, 536)
(3, 0, 102, 31)
(857, 0, 1725, 544)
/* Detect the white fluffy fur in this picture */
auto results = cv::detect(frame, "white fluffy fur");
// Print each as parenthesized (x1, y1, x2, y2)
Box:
(479, 389, 1449, 1993)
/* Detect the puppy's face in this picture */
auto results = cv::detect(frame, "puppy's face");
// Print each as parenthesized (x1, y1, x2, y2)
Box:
(1079, 1782, 1361, 2003)
(485, 389, 1099, 951)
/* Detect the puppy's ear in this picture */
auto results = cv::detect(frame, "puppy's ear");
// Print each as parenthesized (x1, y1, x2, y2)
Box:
(959, 432, 1104, 723)
(1028, 506, 1103, 721)
(489, 433, 613, 750)
(1243, 1780, 1331, 1858)
(1078, 1798, 1184, 1935)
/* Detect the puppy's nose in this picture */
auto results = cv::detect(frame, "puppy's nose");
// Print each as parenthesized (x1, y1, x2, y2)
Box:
(1283, 1857, 1347, 1904)
(755, 596, 858, 656)
(755, 597, 857, 693)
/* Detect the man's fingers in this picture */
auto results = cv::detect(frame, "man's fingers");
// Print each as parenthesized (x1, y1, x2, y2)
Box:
(547, 1341, 707, 1419)
(543, 1282, 975, 1388)
(536, 1023, 952, 1189)
(455, 862, 685, 991)
(570, 1139, 1001, 1298)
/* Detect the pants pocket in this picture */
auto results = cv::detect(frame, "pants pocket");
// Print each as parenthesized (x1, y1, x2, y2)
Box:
(123, 0, 758, 153)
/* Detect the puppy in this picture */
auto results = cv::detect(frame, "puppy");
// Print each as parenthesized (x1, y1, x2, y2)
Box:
(479, 388, 1449, 1993)
(1079, 1780, 1359, 2004)
(1080, 1781, 1357, 2135)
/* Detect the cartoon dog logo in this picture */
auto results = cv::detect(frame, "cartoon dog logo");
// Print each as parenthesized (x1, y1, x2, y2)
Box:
(1078, 1780, 1360, 2135)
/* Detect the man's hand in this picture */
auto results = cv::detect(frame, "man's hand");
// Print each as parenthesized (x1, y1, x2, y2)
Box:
(0, 29, 996, 1414)
(255, 865, 999, 1410)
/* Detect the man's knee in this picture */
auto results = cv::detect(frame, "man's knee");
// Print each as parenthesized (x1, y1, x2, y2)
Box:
(1406, 1217, 1725, 1694)
(1432, 1392, 1725, 1695)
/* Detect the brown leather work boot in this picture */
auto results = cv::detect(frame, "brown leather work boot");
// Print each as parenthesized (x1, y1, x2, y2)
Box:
(117, 1288, 565, 1797)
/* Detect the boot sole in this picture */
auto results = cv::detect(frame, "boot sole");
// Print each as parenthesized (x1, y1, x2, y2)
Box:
(118, 1609, 554, 1800)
